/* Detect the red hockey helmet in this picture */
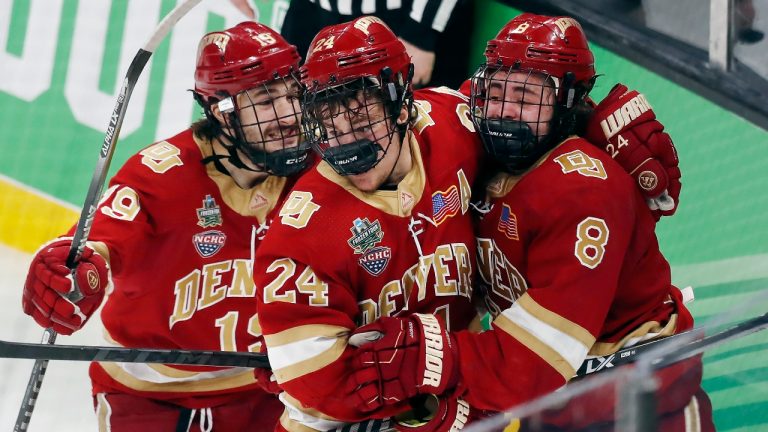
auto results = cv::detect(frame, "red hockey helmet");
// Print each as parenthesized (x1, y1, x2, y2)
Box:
(299, 17, 414, 176)
(195, 22, 300, 102)
(300, 16, 411, 90)
(484, 13, 595, 89)
(470, 14, 597, 174)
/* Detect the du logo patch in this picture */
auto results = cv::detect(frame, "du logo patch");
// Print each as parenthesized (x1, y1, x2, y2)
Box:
(197, 195, 223, 228)
(348, 218, 384, 254)
(358, 246, 392, 276)
(193, 230, 227, 258)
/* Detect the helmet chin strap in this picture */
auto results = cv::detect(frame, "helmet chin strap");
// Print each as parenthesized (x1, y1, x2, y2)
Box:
(320, 66, 414, 179)
(200, 97, 310, 177)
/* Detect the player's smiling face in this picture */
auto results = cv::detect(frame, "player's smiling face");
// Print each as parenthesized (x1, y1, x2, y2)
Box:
(484, 69, 555, 139)
(236, 79, 303, 155)
(319, 89, 410, 192)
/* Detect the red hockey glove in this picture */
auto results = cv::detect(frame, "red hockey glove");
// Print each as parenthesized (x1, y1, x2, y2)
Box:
(22, 239, 109, 335)
(584, 84, 681, 219)
(346, 314, 459, 413)
(392, 394, 474, 431)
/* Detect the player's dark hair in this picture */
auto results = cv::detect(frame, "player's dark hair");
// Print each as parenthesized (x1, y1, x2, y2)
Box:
(191, 117, 220, 140)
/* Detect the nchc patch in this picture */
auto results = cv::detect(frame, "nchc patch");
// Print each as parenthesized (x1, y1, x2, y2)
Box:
(197, 195, 223, 228)
(193, 230, 227, 258)
(358, 246, 392, 276)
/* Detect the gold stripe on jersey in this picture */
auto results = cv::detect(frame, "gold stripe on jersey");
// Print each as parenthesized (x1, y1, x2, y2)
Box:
(196, 134, 288, 224)
(145, 363, 218, 379)
(493, 313, 577, 379)
(269, 338, 348, 383)
(516, 295, 595, 347)
(98, 362, 257, 392)
(265, 324, 350, 383)
(279, 410, 327, 432)
(493, 294, 593, 379)
(281, 393, 344, 425)
(589, 314, 678, 356)
(265, 323, 351, 346)
(101, 329, 256, 381)
(95, 393, 112, 432)
(87, 241, 111, 265)
(316, 131, 425, 217)
(684, 393, 703, 432)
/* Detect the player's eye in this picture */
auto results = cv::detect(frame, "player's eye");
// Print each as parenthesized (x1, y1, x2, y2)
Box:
(354, 125, 372, 134)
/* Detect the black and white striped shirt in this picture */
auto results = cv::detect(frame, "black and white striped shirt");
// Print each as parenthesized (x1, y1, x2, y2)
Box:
(302, 0, 460, 33)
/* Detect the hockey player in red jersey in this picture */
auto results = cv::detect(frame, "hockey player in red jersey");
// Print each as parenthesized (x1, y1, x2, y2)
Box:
(21, 22, 310, 431)
(343, 14, 714, 430)
(253, 16, 484, 431)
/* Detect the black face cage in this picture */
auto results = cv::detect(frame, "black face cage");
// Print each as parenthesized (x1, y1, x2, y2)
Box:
(301, 67, 413, 176)
(470, 64, 586, 173)
(200, 72, 311, 177)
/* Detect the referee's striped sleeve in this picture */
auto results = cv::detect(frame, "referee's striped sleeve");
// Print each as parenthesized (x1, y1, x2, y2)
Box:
(411, 0, 460, 32)
(306, 0, 461, 33)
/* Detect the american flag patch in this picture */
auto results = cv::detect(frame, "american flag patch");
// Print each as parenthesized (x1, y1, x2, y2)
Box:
(431, 185, 460, 225)
(498, 204, 519, 240)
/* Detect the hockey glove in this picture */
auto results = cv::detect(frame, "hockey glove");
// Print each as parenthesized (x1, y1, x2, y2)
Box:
(22, 238, 110, 335)
(346, 314, 459, 413)
(584, 84, 681, 219)
(392, 394, 474, 431)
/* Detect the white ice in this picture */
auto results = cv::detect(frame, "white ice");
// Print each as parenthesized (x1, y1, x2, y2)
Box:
(0, 244, 100, 430)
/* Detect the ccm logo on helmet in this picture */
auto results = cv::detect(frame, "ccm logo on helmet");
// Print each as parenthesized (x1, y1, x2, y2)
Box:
(599, 93, 652, 140)
(417, 314, 445, 388)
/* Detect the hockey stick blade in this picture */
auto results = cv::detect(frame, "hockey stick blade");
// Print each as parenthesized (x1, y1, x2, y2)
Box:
(15, 2, 202, 431)
(577, 311, 768, 376)
(1, 339, 270, 369)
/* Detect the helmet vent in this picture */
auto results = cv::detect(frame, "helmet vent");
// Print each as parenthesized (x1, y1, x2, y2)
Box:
(527, 48, 578, 64)
(337, 48, 387, 68)
(485, 43, 498, 57)
(241, 62, 264, 75)
(212, 71, 236, 81)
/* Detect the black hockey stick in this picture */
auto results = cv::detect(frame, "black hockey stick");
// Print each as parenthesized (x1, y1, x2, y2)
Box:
(576, 311, 768, 376)
(15, 2, 202, 430)
(1, 340, 269, 369)
(5, 312, 765, 431)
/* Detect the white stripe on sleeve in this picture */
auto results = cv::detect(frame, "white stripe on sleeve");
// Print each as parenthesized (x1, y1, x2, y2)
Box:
(279, 393, 346, 430)
(269, 335, 340, 370)
(337, 0, 352, 15)
(432, 0, 459, 32)
(410, 0, 429, 23)
(361, 0, 376, 14)
(501, 302, 589, 370)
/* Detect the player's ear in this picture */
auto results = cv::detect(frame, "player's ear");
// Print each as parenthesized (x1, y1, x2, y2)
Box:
(396, 104, 410, 126)
(210, 102, 225, 123)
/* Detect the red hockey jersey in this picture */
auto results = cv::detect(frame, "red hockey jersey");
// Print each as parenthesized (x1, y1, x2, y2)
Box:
(254, 88, 483, 430)
(457, 137, 694, 411)
(80, 129, 293, 409)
